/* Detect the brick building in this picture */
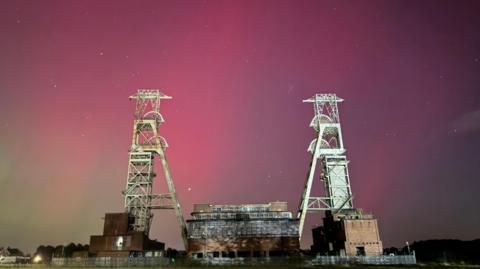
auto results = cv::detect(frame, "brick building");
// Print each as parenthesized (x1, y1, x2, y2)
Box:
(89, 213, 165, 257)
(311, 209, 383, 256)
(186, 202, 299, 258)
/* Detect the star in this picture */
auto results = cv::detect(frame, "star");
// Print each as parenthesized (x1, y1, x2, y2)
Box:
(288, 84, 295, 94)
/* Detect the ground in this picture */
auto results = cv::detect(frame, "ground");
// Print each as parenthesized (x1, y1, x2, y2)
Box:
(2, 265, 480, 269)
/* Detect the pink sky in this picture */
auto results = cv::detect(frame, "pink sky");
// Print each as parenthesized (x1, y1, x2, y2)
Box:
(0, 0, 479, 252)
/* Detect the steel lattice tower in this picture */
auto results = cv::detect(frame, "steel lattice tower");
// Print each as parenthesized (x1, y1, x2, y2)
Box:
(297, 93, 354, 240)
(123, 89, 188, 249)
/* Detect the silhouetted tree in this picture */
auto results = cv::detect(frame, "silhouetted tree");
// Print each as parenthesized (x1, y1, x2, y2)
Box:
(34, 245, 55, 263)
(49, 243, 89, 258)
(382, 239, 480, 264)
(64, 243, 77, 257)
(166, 248, 178, 258)
(53, 245, 64, 257)
(6, 247, 24, 256)
(383, 247, 400, 255)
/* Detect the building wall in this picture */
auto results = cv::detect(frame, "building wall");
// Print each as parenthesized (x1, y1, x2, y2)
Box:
(187, 202, 299, 258)
(311, 210, 383, 257)
(89, 212, 165, 257)
(188, 219, 299, 238)
(343, 219, 383, 256)
(90, 232, 146, 254)
(95, 251, 131, 257)
(103, 213, 132, 236)
(188, 237, 299, 258)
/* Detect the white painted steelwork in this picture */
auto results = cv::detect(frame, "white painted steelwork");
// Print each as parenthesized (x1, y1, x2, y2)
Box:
(297, 93, 354, 240)
(123, 89, 188, 249)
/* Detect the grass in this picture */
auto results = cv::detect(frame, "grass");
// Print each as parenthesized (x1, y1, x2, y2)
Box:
(2, 264, 480, 269)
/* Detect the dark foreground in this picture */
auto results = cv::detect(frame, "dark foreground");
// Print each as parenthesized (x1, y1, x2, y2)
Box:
(2, 265, 480, 269)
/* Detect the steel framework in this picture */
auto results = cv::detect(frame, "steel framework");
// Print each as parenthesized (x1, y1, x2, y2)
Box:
(297, 93, 354, 240)
(123, 89, 188, 249)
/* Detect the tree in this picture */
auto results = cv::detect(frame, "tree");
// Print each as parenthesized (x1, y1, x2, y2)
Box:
(6, 247, 24, 256)
(34, 245, 55, 263)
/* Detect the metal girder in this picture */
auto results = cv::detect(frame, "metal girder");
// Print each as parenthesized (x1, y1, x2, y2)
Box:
(123, 89, 188, 250)
(297, 93, 354, 240)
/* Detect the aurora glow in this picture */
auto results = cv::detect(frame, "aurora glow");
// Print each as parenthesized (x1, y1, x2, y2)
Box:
(0, 0, 479, 252)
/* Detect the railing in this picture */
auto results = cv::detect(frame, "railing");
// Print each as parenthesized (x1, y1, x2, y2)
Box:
(51, 257, 169, 267)
(50, 254, 416, 267)
(191, 257, 304, 266)
(310, 254, 417, 265)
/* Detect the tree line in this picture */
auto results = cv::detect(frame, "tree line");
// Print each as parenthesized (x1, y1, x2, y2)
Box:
(34, 243, 88, 262)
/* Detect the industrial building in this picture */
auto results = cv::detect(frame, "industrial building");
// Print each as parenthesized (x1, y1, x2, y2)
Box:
(89, 213, 165, 257)
(86, 91, 385, 261)
(123, 90, 187, 249)
(298, 94, 384, 257)
(186, 202, 299, 258)
(88, 90, 183, 257)
(311, 209, 383, 256)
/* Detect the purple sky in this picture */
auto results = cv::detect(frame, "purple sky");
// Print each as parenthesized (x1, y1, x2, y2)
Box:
(0, 0, 479, 253)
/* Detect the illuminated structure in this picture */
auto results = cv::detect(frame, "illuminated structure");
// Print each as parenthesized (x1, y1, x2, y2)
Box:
(123, 89, 187, 249)
(298, 93, 382, 256)
(186, 202, 299, 258)
(297, 94, 353, 238)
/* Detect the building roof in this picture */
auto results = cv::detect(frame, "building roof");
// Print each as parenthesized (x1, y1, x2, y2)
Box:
(192, 201, 288, 214)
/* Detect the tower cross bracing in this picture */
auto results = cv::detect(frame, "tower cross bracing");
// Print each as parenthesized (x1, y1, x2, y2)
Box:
(297, 93, 354, 240)
(123, 89, 188, 249)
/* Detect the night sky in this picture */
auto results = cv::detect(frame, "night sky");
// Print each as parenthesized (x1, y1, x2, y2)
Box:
(1, 0, 479, 253)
